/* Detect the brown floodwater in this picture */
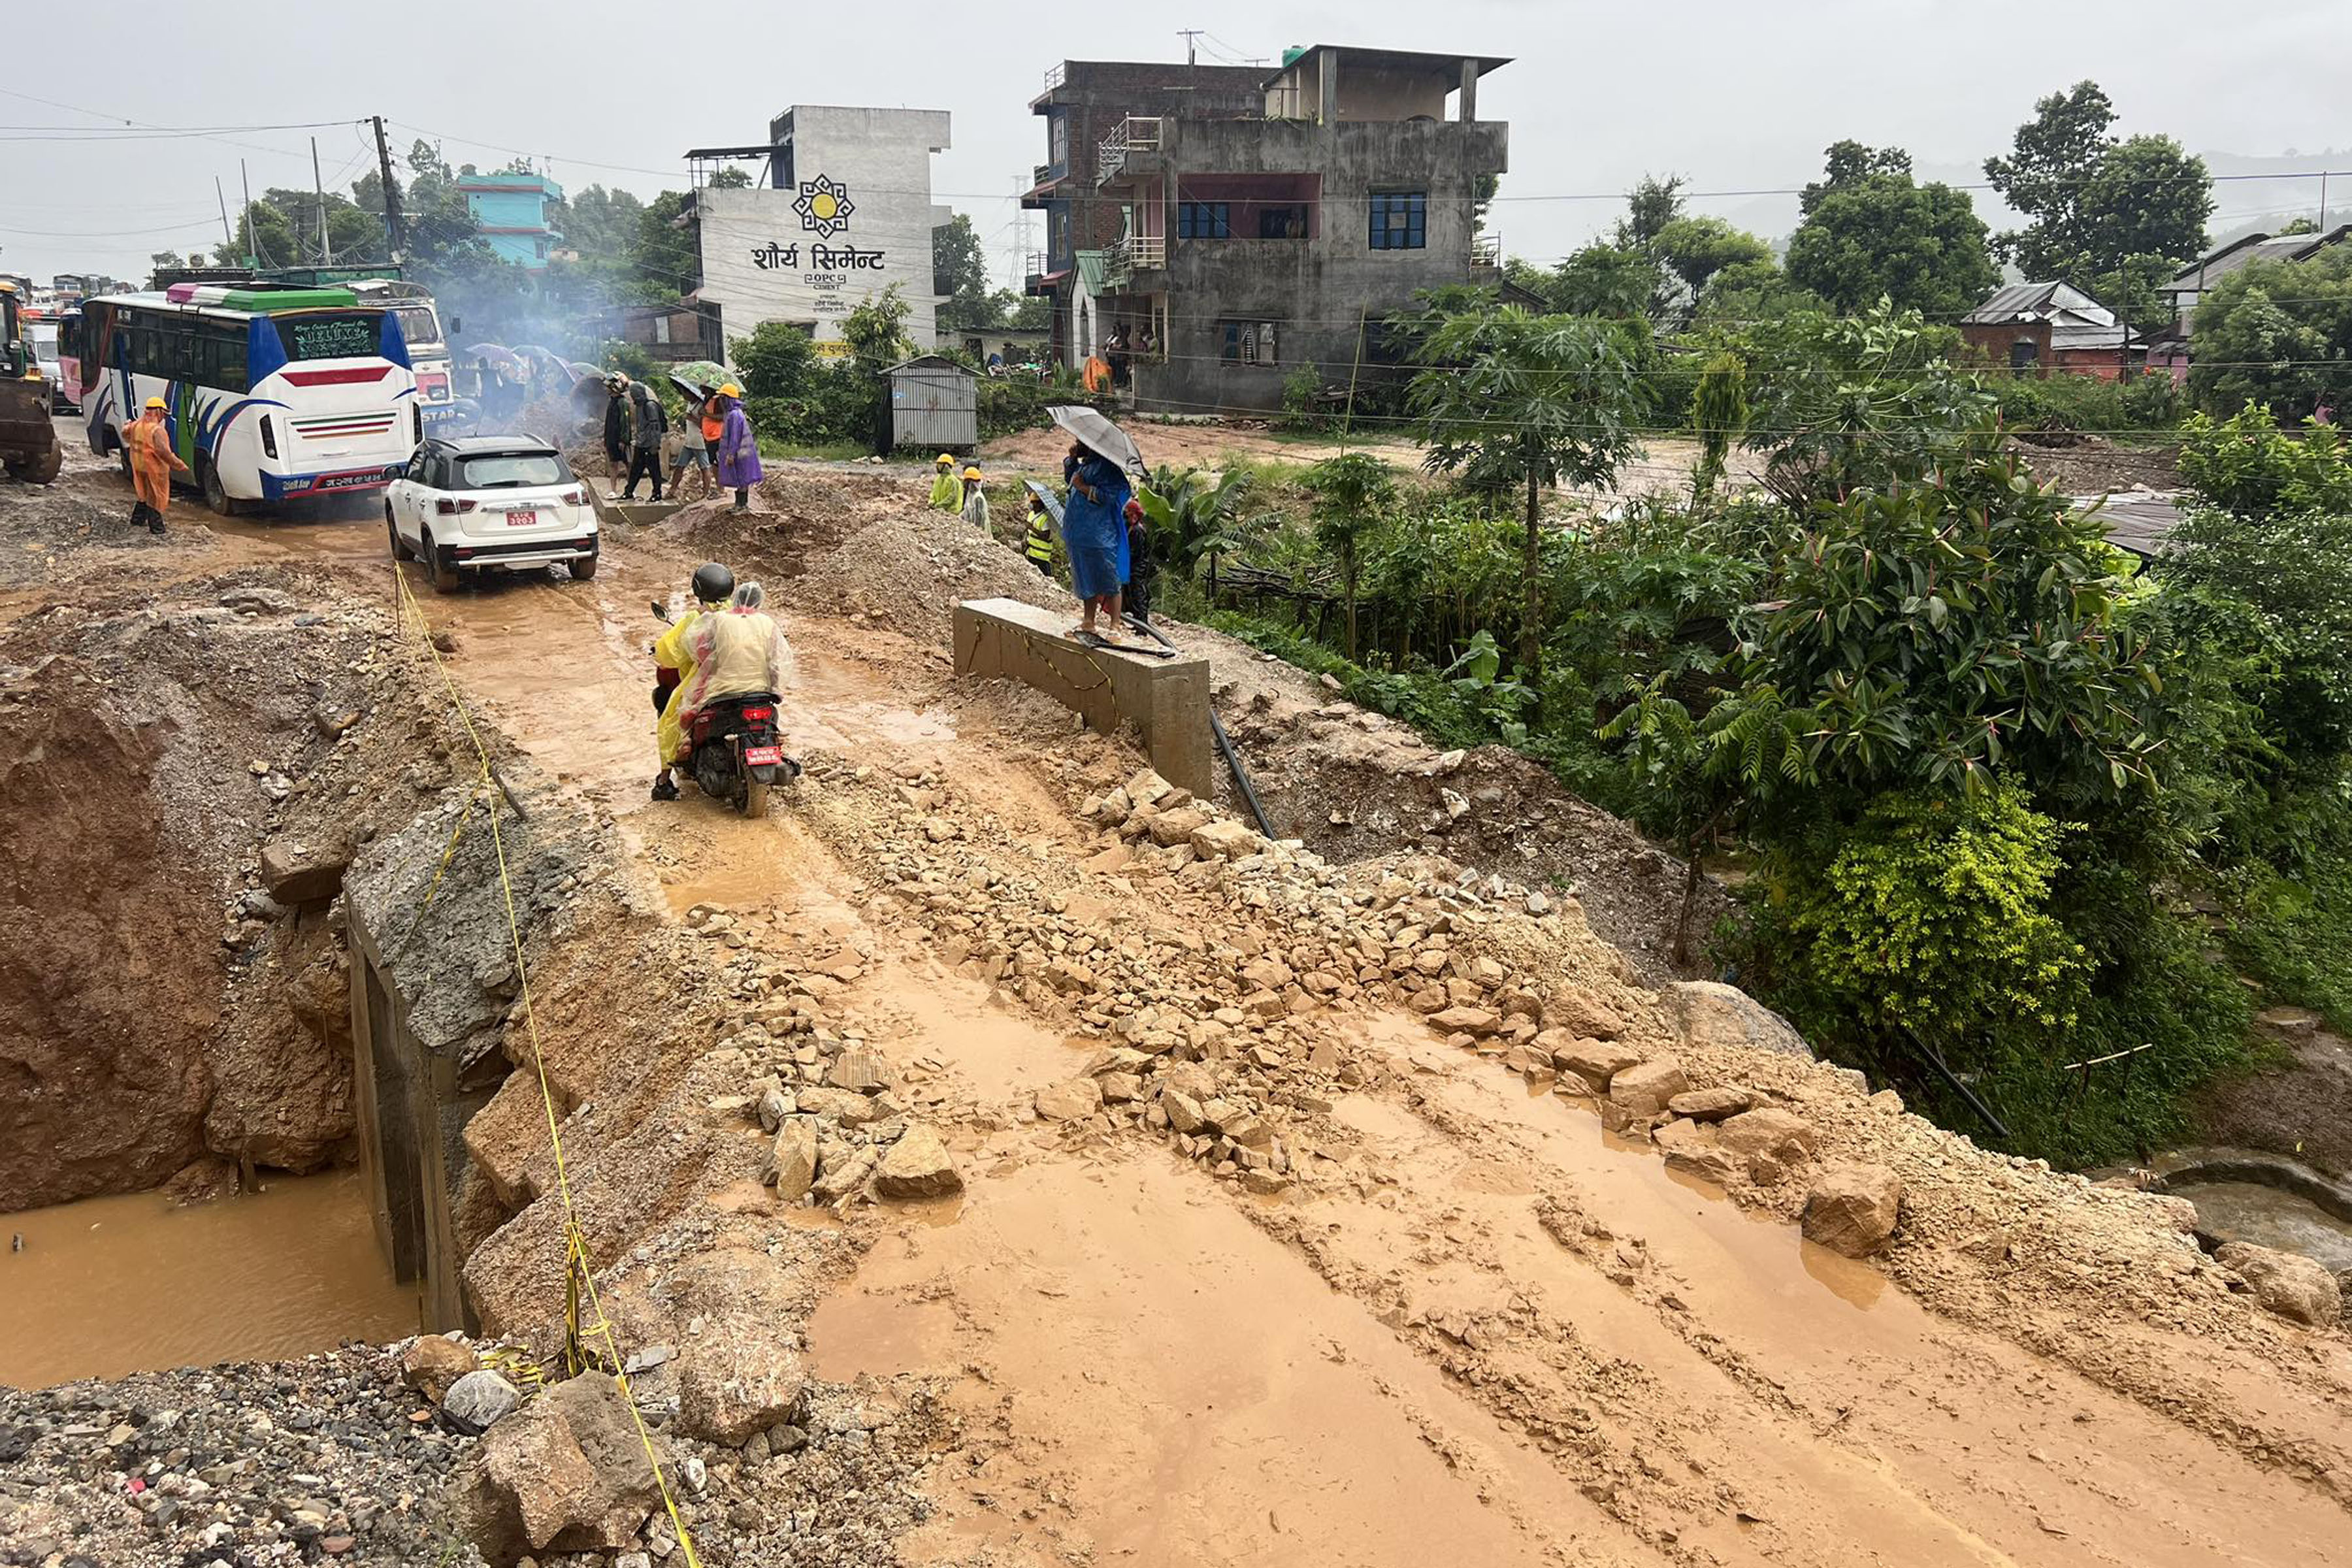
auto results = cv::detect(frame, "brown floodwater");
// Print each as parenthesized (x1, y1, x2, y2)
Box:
(0, 1169, 420, 1390)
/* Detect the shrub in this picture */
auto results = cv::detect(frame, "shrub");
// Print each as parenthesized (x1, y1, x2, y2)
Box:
(1279, 365, 1329, 433)
(2176, 402, 2352, 516)
(1774, 783, 2089, 1047)
(1985, 370, 2180, 434)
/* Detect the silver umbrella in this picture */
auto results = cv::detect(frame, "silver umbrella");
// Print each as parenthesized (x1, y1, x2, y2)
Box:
(1022, 478, 1066, 526)
(1049, 404, 1145, 476)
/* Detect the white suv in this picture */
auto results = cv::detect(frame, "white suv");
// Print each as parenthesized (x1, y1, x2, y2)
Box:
(385, 436, 599, 591)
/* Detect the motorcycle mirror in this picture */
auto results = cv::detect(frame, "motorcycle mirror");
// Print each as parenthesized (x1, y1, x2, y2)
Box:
(649, 598, 670, 623)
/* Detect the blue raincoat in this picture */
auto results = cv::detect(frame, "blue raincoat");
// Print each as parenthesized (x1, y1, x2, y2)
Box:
(1061, 450, 1132, 600)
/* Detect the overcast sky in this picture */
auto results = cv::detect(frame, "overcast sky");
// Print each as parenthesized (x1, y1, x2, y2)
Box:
(4, 0, 2347, 287)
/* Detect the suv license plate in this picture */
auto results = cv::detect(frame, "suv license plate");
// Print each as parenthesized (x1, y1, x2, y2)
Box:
(503, 506, 542, 525)
(743, 745, 784, 766)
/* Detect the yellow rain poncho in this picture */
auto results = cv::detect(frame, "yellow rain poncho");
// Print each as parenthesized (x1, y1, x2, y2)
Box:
(653, 607, 706, 768)
(928, 463, 962, 511)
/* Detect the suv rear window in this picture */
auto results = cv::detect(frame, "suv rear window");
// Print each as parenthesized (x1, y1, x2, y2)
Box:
(456, 453, 569, 489)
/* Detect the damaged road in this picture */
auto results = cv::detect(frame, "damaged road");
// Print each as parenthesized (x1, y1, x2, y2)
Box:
(1, 435, 2348, 1567)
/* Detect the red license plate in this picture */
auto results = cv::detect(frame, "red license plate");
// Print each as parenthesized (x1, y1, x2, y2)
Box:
(743, 745, 783, 766)
(502, 506, 542, 525)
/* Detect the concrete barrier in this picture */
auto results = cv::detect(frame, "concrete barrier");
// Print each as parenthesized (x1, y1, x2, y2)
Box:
(953, 597, 1212, 797)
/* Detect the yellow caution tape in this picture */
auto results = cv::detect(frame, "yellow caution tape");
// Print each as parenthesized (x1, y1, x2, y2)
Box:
(392, 566, 704, 1568)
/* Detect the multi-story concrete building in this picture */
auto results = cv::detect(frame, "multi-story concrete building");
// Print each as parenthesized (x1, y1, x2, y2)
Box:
(687, 105, 952, 353)
(1022, 59, 1266, 369)
(1086, 44, 1509, 415)
(458, 172, 564, 270)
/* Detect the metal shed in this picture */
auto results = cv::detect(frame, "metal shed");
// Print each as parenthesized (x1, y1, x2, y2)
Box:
(882, 355, 976, 453)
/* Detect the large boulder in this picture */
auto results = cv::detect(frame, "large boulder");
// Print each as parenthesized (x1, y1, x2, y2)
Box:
(874, 1124, 963, 1201)
(2217, 1241, 2342, 1328)
(764, 1118, 819, 1202)
(1803, 1162, 1904, 1258)
(258, 837, 352, 907)
(1670, 981, 1813, 1060)
(459, 1374, 658, 1563)
(1548, 1036, 1644, 1089)
(442, 1370, 522, 1434)
(672, 1252, 809, 1445)
(1716, 1107, 1817, 1164)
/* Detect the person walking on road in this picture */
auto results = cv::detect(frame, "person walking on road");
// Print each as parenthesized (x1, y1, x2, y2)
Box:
(126, 395, 186, 535)
(712, 384, 762, 514)
(621, 380, 667, 502)
(601, 374, 632, 497)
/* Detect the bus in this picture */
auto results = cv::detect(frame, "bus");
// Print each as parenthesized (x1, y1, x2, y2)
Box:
(343, 278, 457, 429)
(80, 283, 419, 514)
(55, 306, 84, 410)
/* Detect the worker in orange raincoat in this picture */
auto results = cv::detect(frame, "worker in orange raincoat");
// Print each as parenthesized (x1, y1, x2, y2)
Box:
(127, 395, 186, 534)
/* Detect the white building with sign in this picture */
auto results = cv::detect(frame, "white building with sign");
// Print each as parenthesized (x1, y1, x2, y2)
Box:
(689, 105, 951, 353)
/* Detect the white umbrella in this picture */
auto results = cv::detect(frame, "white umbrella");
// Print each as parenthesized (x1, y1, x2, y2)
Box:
(1049, 404, 1145, 476)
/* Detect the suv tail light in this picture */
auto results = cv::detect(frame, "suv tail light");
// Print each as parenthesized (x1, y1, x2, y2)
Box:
(561, 488, 584, 506)
(740, 706, 776, 721)
(259, 415, 278, 458)
(435, 497, 477, 515)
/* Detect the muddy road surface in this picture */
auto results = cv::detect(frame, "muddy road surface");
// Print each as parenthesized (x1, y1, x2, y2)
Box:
(2, 431, 2346, 1567)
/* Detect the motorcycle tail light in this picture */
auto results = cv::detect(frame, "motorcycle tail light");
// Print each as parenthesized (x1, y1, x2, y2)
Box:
(740, 706, 775, 721)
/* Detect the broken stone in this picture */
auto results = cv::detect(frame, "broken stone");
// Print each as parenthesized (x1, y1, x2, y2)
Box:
(1803, 1162, 1904, 1258)
(1099, 1071, 1142, 1103)
(1548, 1037, 1644, 1088)
(1654, 1119, 1739, 1184)
(794, 1086, 879, 1126)
(1147, 808, 1211, 847)
(1162, 1090, 1206, 1133)
(1607, 1058, 1688, 1118)
(824, 1051, 889, 1094)
(1190, 819, 1262, 860)
(1716, 1107, 1816, 1164)
(1665, 1086, 1754, 1122)
(752, 1078, 792, 1133)
(258, 838, 350, 907)
(764, 1119, 819, 1202)
(401, 1335, 480, 1404)
(440, 1369, 521, 1435)
(874, 1124, 963, 1201)
(1034, 1078, 1104, 1121)
(2216, 1241, 2342, 1328)
(1546, 987, 1627, 1041)
(1427, 1005, 1501, 1037)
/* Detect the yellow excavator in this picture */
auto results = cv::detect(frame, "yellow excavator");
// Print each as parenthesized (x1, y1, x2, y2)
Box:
(0, 280, 62, 484)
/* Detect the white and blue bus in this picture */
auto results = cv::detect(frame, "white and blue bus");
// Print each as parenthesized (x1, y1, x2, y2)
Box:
(80, 282, 419, 514)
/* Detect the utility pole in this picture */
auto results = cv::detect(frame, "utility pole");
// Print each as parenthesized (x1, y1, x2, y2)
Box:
(239, 159, 257, 267)
(1178, 28, 1202, 66)
(311, 136, 333, 267)
(214, 176, 234, 256)
(372, 115, 407, 263)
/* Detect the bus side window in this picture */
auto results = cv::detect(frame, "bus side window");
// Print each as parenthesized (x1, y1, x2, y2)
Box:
(204, 324, 249, 393)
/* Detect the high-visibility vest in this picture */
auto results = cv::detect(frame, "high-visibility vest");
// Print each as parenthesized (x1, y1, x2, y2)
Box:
(1024, 515, 1054, 563)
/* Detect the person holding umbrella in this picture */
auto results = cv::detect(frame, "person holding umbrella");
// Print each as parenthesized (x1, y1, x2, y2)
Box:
(1060, 437, 1134, 643)
(712, 383, 762, 514)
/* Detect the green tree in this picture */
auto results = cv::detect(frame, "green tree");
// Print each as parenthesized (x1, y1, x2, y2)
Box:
(1739, 303, 1991, 504)
(1399, 304, 1648, 679)
(932, 214, 994, 330)
(707, 167, 753, 190)
(1612, 174, 1686, 251)
(559, 184, 647, 265)
(632, 191, 698, 297)
(2185, 248, 2352, 417)
(1304, 453, 1397, 660)
(1652, 216, 1772, 318)
(1784, 142, 1997, 316)
(732, 321, 822, 402)
(1984, 81, 2213, 297)
(1543, 244, 1660, 317)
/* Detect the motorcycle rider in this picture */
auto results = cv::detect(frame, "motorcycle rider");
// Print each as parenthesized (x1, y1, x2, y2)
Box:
(651, 561, 736, 801)
(675, 581, 791, 737)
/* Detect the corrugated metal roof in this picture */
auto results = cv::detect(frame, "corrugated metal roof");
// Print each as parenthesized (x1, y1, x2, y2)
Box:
(1073, 249, 1108, 297)
(1965, 281, 2132, 350)
(2165, 224, 2352, 293)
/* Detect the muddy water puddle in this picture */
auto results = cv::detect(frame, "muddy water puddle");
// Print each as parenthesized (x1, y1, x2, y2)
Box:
(0, 1169, 418, 1390)
(2171, 1179, 2352, 1273)
(808, 1157, 1624, 1566)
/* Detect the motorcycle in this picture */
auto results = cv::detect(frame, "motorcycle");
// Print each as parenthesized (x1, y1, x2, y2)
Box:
(651, 600, 799, 819)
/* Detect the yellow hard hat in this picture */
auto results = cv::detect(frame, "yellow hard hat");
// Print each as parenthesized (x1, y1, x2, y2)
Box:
(144, 396, 167, 410)
(935, 452, 954, 466)
(962, 466, 982, 481)
(717, 382, 742, 397)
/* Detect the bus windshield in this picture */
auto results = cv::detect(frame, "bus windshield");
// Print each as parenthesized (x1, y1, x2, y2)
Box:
(391, 304, 443, 351)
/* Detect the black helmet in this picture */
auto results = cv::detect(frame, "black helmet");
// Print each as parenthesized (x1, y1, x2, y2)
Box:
(691, 562, 735, 604)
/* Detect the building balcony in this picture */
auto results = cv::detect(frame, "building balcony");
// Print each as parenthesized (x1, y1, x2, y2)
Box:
(1102, 234, 1167, 289)
(1096, 117, 1164, 185)
(1471, 231, 1501, 269)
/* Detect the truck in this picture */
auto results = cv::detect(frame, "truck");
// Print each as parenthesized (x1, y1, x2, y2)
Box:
(0, 280, 63, 483)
